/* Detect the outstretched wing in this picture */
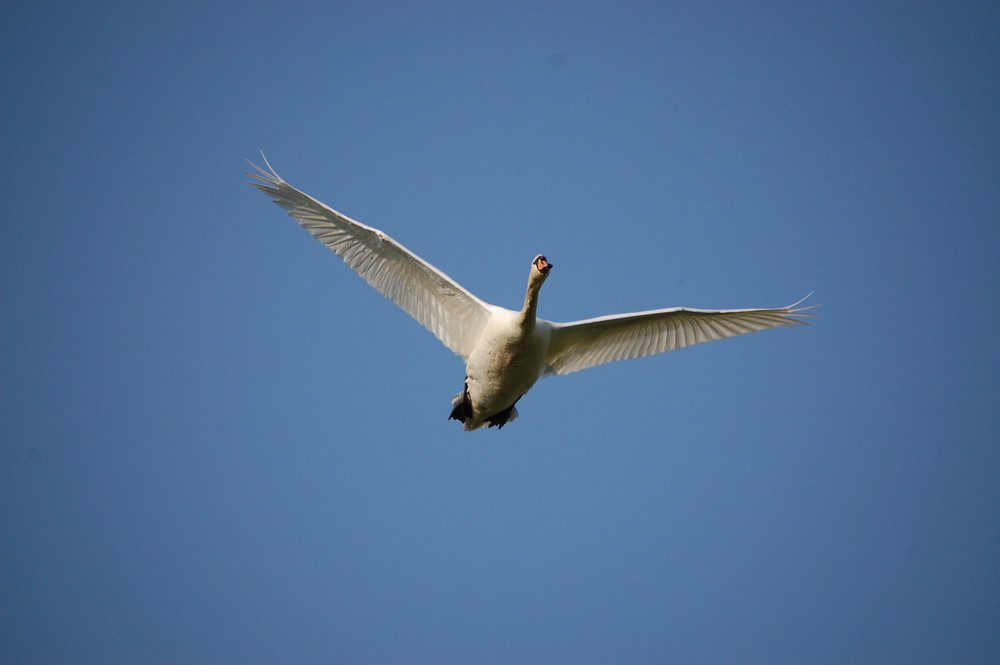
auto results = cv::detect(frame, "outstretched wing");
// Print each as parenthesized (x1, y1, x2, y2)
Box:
(247, 158, 491, 360)
(545, 296, 815, 375)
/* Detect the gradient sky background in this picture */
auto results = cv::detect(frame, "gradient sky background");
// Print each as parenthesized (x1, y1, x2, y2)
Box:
(3, 2, 999, 664)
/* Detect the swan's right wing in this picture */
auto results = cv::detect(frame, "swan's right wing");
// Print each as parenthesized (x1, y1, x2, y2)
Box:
(545, 296, 815, 375)
(247, 158, 491, 360)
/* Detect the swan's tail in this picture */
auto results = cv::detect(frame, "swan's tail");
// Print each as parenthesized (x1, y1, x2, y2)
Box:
(448, 385, 521, 430)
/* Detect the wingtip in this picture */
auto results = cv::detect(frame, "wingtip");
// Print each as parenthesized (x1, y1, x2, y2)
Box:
(787, 291, 819, 321)
(244, 151, 283, 188)
(257, 150, 277, 176)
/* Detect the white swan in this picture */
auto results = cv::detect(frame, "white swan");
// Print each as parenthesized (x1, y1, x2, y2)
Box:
(247, 159, 815, 430)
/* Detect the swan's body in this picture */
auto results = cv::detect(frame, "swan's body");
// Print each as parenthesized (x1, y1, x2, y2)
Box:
(455, 268, 553, 429)
(248, 159, 814, 430)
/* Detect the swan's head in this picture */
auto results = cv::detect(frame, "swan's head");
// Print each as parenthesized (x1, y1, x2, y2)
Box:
(532, 254, 553, 276)
(525, 254, 553, 308)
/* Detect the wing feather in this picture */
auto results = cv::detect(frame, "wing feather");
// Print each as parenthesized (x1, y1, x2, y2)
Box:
(247, 158, 491, 359)
(544, 297, 815, 375)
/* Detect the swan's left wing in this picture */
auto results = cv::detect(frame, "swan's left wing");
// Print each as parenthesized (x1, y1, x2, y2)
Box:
(247, 158, 491, 360)
(545, 296, 815, 375)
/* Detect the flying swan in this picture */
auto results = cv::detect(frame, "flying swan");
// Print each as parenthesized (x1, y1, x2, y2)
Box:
(247, 159, 814, 430)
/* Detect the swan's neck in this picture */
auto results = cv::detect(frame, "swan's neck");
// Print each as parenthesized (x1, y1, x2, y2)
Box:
(519, 278, 543, 328)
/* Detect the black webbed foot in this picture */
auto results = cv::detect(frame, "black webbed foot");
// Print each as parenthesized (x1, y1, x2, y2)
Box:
(486, 396, 521, 429)
(449, 383, 473, 424)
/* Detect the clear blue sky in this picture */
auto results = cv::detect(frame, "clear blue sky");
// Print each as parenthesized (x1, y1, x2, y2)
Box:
(3, 2, 999, 663)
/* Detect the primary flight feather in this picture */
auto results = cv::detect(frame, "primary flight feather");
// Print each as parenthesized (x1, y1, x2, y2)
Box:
(247, 158, 814, 430)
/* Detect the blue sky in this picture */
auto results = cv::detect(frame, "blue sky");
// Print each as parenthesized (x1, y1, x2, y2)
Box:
(2, 1, 998, 663)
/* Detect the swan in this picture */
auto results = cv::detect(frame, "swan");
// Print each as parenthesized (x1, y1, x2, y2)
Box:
(247, 158, 815, 430)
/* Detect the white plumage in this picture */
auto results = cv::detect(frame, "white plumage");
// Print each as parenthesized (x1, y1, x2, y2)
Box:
(248, 158, 815, 430)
